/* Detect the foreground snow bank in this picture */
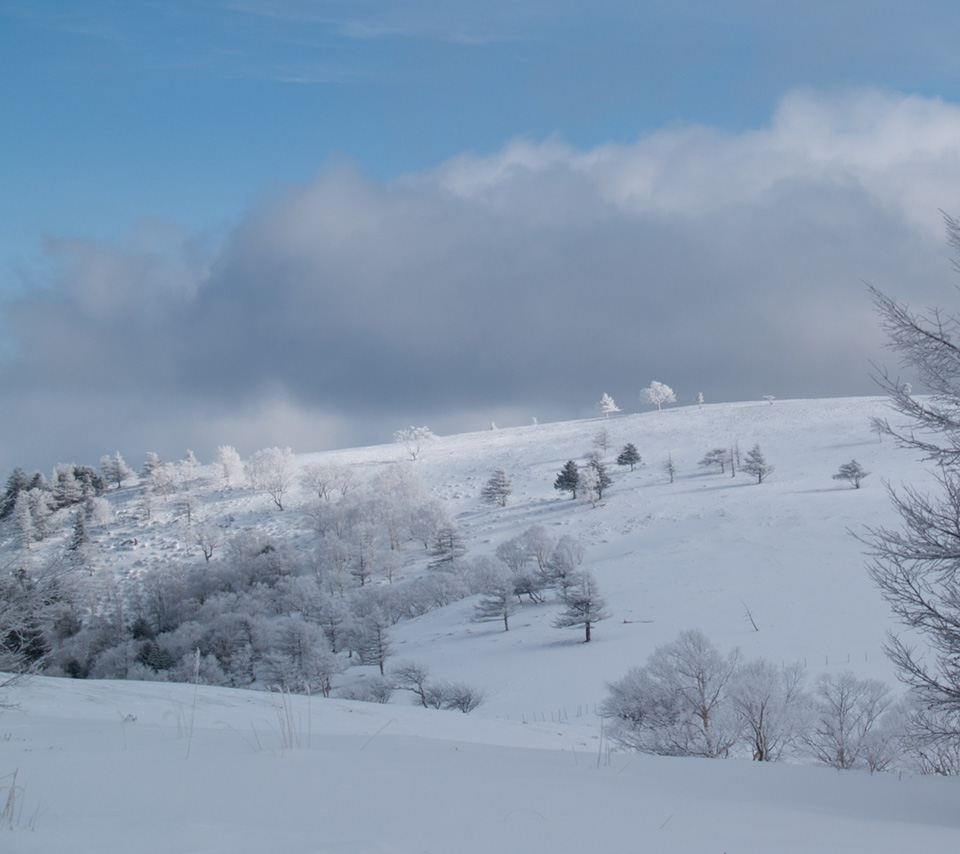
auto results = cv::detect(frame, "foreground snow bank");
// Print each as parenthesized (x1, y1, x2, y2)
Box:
(3, 676, 959, 853)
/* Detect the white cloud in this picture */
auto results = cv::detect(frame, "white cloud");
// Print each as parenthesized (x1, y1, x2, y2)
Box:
(4, 88, 960, 472)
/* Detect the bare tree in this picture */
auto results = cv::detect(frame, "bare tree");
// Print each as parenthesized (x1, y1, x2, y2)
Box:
(662, 454, 677, 484)
(865, 242, 960, 729)
(593, 426, 612, 453)
(729, 658, 811, 761)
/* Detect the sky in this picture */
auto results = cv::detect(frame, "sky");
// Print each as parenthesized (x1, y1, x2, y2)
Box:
(4, 1, 960, 474)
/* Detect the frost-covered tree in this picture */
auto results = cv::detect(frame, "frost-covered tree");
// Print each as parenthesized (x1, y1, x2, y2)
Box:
(542, 535, 585, 594)
(597, 393, 620, 417)
(50, 464, 84, 508)
(13, 492, 34, 550)
(594, 459, 612, 498)
(394, 426, 434, 461)
(27, 488, 52, 541)
(552, 571, 609, 642)
(245, 447, 295, 510)
(1, 467, 34, 519)
(345, 591, 393, 675)
(254, 616, 345, 696)
(578, 464, 601, 507)
(697, 392, 704, 407)
(519, 525, 554, 572)
(140, 452, 163, 480)
(554, 460, 580, 499)
(741, 443, 774, 483)
(602, 630, 740, 757)
(833, 460, 869, 489)
(193, 523, 222, 563)
(641, 381, 676, 411)
(805, 671, 894, 770)
(616, 443, 641, 471)
(480, 468, 513, 507)
(100, 452, 134, 489)
(428, 524, 466, 570)
(300, 462, 354, 502)
(582, 456, 611, 503)
(729, 659, 811, 762)
(213, 445, 243, 485)
(472, 566, 518, 632)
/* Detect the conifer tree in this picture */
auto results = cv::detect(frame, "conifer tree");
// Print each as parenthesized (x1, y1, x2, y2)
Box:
(69, 509, 90, 551)
(597, 393, 621, 417)
(616, 443, 642, 471)
(1, 467, 32, 519)
(554, 461, 580, 499)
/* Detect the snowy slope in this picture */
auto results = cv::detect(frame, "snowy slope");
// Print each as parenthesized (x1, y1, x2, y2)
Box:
(4, 676, 960, 853)
(4, 396, 959, 852)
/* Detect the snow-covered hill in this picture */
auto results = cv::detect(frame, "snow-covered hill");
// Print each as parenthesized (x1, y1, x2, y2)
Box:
(4, 396, 959, 852)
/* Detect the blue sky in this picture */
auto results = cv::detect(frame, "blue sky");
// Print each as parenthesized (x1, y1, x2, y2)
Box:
(4, 1, 960, 472)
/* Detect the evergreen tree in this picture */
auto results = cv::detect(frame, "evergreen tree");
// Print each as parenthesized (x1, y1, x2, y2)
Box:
(140, 452, 163, 479)
(69, 509, 90, 552)
(597, 393, 621, 417)
(28, 488, 52, 541)
(554, 461, 580, 499)
(13, 492, 34, 550)
(1, 467, 33, 519)
(616, 443, 642, 471)
(51, 464, 83, 509)
(100, 452, 134, 489)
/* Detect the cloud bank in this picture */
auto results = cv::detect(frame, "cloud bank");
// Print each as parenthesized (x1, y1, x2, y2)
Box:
(4, 89, 960, 472)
